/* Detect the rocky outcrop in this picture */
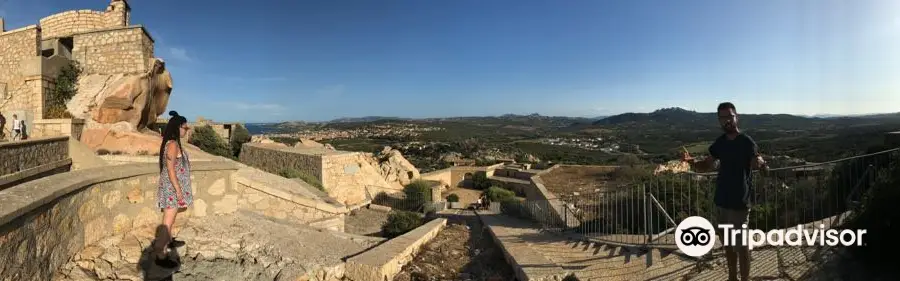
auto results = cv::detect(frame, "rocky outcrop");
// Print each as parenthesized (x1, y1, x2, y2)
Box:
(370, 146, 420, 187)
(654, 160, 691, 175)
(249, 135, 285, 146)
(68, 58, 175, 155)
(70, 58, 173, 131)
(293, 138, 336, 151)
(54, 211, 374, 281)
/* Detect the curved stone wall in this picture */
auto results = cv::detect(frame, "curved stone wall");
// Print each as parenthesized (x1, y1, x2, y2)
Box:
(0, 161, 238, 280)
(37, 7, 130, 40)
(0, 158, 355, 281)
(39, 10, 107, 39)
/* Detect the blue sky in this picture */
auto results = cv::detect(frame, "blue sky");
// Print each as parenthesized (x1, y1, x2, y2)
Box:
(2, 0, 899, 122)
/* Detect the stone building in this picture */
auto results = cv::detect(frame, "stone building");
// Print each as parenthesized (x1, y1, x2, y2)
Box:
(0, 0, 153, 138)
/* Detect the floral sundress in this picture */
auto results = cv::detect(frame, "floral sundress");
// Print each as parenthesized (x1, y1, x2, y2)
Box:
(157, 141, 194, 209)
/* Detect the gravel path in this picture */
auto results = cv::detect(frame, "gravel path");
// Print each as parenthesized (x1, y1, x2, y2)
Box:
(394, 210, 515, 281)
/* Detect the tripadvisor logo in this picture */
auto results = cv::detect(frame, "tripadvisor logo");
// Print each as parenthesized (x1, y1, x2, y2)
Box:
(674, 216, 867, 257)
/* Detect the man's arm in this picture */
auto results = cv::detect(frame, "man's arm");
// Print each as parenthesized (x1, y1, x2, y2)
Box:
(748, 137, 767, 170)
(689, 156, 718, 173)
(682, 140, 719, 173)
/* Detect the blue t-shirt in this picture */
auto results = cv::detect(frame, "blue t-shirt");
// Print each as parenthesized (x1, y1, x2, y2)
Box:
(709, 133, 758, 210)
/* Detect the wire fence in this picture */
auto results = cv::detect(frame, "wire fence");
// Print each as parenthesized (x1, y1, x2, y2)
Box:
(497, 148, 900, 249)
(367, 187, 433, 213)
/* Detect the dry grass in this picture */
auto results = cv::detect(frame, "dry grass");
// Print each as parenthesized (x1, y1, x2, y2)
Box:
(538, 165, 620, 197)
(441, 188, 483, 205)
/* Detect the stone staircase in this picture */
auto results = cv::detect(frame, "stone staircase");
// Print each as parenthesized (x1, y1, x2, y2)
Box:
(478, 212, 843, 281)
(525, 235, 696, 280)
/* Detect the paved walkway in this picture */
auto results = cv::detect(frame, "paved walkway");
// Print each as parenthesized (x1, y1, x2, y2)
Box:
(476, 211, 838, 281)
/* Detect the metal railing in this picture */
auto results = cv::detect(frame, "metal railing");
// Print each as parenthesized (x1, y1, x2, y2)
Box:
(497, 148, 900, 251)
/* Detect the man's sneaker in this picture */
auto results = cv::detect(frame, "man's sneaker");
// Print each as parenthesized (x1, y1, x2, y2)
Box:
(154, 256, 179, 269)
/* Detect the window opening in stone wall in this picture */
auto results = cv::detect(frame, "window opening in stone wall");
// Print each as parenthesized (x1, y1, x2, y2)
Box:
(59, 37, 74, 59)
(41, 48, 55, 58)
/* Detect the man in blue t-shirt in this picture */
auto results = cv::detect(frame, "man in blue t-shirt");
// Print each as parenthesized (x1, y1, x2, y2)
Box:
(682, 102, 768, 281)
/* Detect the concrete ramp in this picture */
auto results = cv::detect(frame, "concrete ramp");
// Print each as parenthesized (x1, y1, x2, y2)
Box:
(233, 166, 342, 205)
(67, 138, 108, 170)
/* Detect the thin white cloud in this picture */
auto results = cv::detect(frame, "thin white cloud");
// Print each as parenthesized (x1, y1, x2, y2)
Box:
(217, 101, 285, 112)
(316, 85, 345, 97)
(225, 76, 287, 83)
(168, 47, 194, 62)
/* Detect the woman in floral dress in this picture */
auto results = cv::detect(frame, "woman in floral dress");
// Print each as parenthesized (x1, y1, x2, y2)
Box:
(153, 111, 193, 268)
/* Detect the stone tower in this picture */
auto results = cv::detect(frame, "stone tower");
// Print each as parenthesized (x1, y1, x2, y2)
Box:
(105, 0, 131, 27)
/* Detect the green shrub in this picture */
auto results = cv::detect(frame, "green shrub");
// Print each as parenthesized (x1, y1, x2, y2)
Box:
(485, 186, 515, 202)
(229, 124, 252, 158)
(499, 197, 531, 219)
(381, 210, 423, 238)
(446, 193, 460, 202)
(404, 180, 433, 204)
(277, 168, 324, 191)
(189, 125, 232, 158)
(472, 172, 491, 190)
(45, 61, 81, 119)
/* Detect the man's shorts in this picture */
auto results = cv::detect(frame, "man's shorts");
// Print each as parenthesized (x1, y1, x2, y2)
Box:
(717, 207, 750, 247)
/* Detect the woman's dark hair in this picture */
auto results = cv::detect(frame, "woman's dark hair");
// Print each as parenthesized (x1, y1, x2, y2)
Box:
(159, 111, 188, 171)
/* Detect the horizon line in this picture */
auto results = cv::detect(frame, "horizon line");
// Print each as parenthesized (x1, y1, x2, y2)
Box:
(231, 109, 900, 124)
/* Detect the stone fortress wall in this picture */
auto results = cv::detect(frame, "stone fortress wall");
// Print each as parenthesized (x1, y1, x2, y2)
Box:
(240, 143, 406, 205)
(71, 26, 154, 75)
(0, 0, 150, 139)
(0, 25, 43, 125)
(38, 0, 130, 40)
(240, 143, 323, 183)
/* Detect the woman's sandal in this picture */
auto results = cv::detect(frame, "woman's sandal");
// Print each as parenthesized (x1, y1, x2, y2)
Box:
(154, 254, 179, 268)
(168, 237, 186, 248)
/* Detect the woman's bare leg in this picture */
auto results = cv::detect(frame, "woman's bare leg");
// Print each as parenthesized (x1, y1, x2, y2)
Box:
(163, 207, 178, 239)
(154, 208, 178, 258)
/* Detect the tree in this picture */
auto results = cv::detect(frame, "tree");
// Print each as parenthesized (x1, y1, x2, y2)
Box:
(472, 172, 492, 190)
(189, 125, 232, 158)
(230, 124, 251, 157)
(617, 154, 644, 167)
(46, 61, 82, 118)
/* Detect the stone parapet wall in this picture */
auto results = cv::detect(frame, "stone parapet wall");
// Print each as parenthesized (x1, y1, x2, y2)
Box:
(420, 168, 452, 188)
(31, 119, 85, 140)
(240, 143, 323, 182)
(344, 218, 447, 281)
(39, 10, 107, 39)
(37, 0, 130, 40)
(0, 160, 352, 280)
(528, 166, 580, 228)
(0, 136, 69, 176)
(447, 166, 487, 188)
(230, 170, 347, 225)
(72, 26, 152, 75)
(307, 215, 346, 232)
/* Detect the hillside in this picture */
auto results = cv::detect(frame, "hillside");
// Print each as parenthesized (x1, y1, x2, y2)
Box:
(581, 107, 900, 159)
(249, 108, 900, 166)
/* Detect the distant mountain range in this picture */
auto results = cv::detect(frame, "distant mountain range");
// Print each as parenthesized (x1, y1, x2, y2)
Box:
(243, 108, 900, 134)
(310, 110, 896, 124)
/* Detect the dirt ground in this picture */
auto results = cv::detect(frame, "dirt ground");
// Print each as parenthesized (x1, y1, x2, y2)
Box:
(441, 188, 483, 206)
(344, 207, 391, 236)
(394, 211, 515, 281)
(539, 165, 620, 197)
